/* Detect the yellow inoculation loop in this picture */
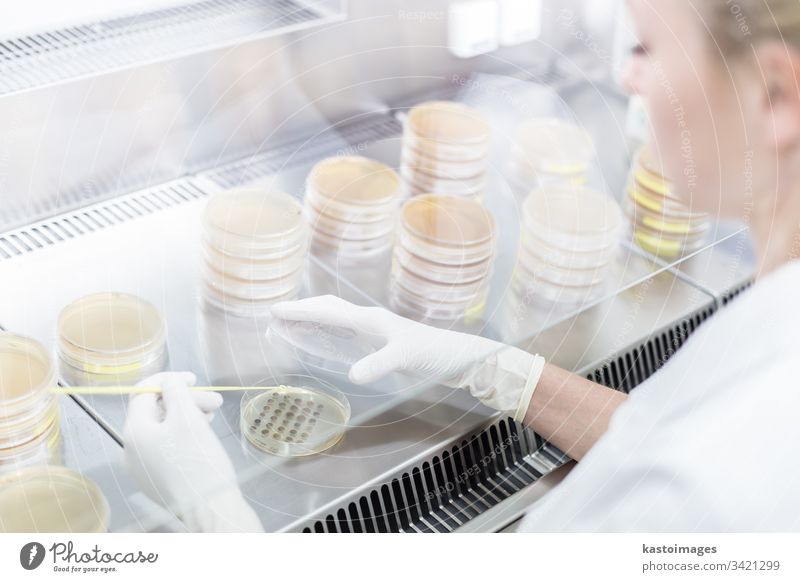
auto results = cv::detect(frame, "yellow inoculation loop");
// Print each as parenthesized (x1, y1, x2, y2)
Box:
(51, 385, 290, 395)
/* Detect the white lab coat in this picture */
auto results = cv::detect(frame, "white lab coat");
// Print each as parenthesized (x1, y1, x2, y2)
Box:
(518, 260, 800, 532)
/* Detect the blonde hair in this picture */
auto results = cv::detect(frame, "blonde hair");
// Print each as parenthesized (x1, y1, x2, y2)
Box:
(705, 0, 800, 55)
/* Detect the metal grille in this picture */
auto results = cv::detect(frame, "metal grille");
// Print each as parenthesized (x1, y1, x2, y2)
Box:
(721, 279, 754, 307)
(0, 0, 342, 96)
(301, 418, 569, 533)
(200, 114, 403, 189)
(586, 305, 717, 393)
(0, 180, 206, 261)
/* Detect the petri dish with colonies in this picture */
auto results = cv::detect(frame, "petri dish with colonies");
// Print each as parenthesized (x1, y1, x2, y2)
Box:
(57, 293, 167, 386)
(0, 466, 109, 532)
(240, 375, 350, 457)
(0, 333, 61, 472)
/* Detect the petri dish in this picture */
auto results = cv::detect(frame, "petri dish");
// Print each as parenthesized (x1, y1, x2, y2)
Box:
(511, 118, 594, 175)
(392, 263, 490, 303)
(203, 280, 301, 318)
(518, 250, 607, 288)
(0, 334, 55, 419)
(513, 270, 606, 306)
(401, 194, 495, 249)
(307, 156, 400, 207)
(390, 286, 487, 322)
(0, 466, 109, 532)
(203, 189, 307, 256)
(240, 376, 350, 457)
(522, 185, 624, 252)
(269, 318, 376, 366)
(58, 293, 167, 386)
(401, 145, 488, 180)
(393, 244, 493, 285)
(406, 101, 490, 147)
(400, 166, 488, 197)
(305, 204, 397, 241)
(521, 231, 616, 270)
(203, 262, 304, 301)
(203, 243, 306, 281)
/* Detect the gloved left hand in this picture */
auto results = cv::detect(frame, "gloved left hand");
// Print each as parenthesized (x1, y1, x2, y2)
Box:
(271, 295, 546, 421)
(123, 372, 263, 532)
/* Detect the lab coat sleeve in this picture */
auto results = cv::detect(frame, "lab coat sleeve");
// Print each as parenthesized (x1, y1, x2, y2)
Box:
(446, 345, 538, 413)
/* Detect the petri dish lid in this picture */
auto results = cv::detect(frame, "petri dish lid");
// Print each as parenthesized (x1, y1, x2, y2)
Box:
(523, 184, 624, 238)
(204, 189, 305, 241)
(401, 194, 496, 249)
(58, 293, 166, 366)
(307, 156, 400, 207)
(406, 101, 490, 145)
(512, 118, 594, 173)
(0, 334, 54, 413)
(0, 466, 109, 532)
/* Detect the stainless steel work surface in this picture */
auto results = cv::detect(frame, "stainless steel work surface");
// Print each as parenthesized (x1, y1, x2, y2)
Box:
(0, 179, 716, 531)
(59, 394, 178, 532)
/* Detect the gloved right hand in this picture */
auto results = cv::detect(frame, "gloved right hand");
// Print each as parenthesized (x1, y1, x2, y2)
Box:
(271, 295, 546, 421)
(123, 372, 263, 532)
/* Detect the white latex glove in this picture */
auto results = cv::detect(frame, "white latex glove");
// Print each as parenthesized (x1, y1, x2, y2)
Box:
(271, 296, 546, 421)
(123, 372, 263, 532)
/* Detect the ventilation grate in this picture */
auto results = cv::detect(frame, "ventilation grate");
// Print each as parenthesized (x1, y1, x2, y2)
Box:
(301, 418, 569, 533)
(586, 305, 717, 393)
(0, 0, 341, 96)
(201, 113, 403, 189)
(721, 279, 754, 306)
(0, 180, 207, 261)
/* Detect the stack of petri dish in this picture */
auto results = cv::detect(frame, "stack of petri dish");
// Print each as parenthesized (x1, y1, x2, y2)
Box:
(391, 194, 497, 322)
(305, 156, 401, 264)
(58, 293, 168, 387)
(0, 333, 60, 472)
(507, 118, 595, 195)
(202, 189, 309, 317)
(400, 101, 491, 200)
(0, 466, 109, 532)
(516, 184, 624, 306)
(626, 145, 710, 259)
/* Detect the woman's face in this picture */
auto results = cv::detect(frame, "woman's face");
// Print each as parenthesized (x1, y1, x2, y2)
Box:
(622, 0, 760, 219)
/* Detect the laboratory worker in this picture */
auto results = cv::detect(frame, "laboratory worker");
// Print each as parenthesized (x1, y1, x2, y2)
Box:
(124, 0, 800, 532)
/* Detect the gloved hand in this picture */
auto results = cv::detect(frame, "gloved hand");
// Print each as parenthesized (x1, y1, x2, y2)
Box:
(123, 372, 263, 532)
(270, 295, 546, 421)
